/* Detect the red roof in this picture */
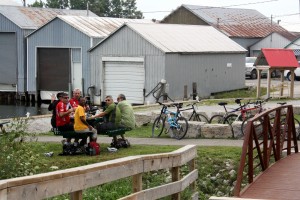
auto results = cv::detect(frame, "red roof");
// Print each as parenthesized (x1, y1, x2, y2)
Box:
(256, 48, 298, 68)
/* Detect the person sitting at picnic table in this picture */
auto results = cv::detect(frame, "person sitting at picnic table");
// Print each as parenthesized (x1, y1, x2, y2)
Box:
(116, 94, 135, 130)
(74, 97, 96, 145)
(56, 92, 75, 145)
(48, 92, 63, 130)
(69, 88, 81, 109)
(89, 95, 120, 135)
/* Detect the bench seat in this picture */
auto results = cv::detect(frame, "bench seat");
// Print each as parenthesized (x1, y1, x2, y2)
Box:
(99, 127, 132, 137)
(53, 129, 92, 139)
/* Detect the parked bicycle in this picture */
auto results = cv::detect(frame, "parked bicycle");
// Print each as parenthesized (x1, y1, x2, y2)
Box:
(152, 102, 188, 140)
(181, 101, 209, 123)
(240, 98, 271, 136)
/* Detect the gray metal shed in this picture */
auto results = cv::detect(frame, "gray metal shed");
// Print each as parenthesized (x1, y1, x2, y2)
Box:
(0, 5, 97, 96)
(89, 23, 247, 105)
(26, 15, 152, 100)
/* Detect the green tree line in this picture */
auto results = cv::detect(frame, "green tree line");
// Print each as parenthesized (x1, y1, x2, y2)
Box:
(28, 0, 143, 19)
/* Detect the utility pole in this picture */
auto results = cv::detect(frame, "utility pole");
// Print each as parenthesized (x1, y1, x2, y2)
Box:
(270, 15, 273, 43)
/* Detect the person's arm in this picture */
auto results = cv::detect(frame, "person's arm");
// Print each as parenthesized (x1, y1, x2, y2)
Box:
(89, 111, 106, 119)
(80, 116, 92, 130)
(59, 107, 74, 117)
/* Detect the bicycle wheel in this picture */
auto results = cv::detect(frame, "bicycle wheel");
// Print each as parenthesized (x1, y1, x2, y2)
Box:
(224, 114, 238, 138)
(295, 118, 300, 140)
(191, 113, 209, 123)
(171, 116, 188, 140)
(269, 115, 300, 141)
(241, 115, 255, 136)
(209, 114, 224, 124)
(241, 116, 264, 138)
(152, 116, 166, 137)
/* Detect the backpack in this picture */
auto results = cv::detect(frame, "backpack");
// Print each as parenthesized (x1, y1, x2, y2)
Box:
(86, 141, 100, 156)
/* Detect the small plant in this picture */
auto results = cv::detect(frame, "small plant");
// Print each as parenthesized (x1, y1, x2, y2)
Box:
(0, 117, 40, 179)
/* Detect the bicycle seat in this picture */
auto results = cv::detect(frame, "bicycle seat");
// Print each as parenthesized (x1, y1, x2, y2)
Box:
(218, 102, 227, 106)
(235, 98, 242, 104)
(277, 102, 286, 105)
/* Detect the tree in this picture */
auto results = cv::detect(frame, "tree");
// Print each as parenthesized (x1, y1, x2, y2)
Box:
(45, 0, 69, 9)
(121, 0, 143, 19)
(28, 0, 44, 7)
(43, 0, 144, 19)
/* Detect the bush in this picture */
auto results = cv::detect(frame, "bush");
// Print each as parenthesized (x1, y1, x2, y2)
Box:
(0, 117, 40, 179)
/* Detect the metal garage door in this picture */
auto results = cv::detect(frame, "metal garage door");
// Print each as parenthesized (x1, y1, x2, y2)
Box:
(37, 48, 70, 91)
(103, 61, 145, 104)
(0, 33, 17, 84)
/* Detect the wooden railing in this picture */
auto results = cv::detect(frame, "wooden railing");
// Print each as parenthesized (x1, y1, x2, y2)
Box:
(234, 105, 299, 196)
(0, 145, 198, 200)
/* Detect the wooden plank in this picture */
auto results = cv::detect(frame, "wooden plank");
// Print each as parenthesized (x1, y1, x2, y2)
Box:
(70, 190, 82, 200)
(119, 169, 198, 200)
(241, 153, 300, 199)
(0, 188, 7, 200)
(171, 166, 180, 200)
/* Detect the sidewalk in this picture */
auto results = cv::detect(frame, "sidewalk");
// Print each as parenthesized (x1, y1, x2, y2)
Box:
(37, 135, 244, 147)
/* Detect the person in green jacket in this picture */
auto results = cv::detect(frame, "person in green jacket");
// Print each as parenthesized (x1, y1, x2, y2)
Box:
(90, 95, 121, 134)
(117, 94, 135, 130)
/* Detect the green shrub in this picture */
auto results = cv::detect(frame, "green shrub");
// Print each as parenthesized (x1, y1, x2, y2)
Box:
(0, 118, 40, 179)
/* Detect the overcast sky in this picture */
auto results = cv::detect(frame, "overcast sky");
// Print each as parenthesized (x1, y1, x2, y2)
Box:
(11, 0, 300, 32)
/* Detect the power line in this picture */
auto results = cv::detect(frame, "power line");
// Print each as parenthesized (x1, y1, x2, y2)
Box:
(142, 0, 278, 13)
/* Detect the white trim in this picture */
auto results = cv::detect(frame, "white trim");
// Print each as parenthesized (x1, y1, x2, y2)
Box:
(102, 57, 144, 62)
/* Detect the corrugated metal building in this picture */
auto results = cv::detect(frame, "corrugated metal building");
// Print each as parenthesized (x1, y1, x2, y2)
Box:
(285, 36, 300, 59)
(160, 4, 296, 56)
(26, 16, 152, 100)
(0, 5, 97, 95)
(250, 32, 295, 57)
(89, 23, 247, 105)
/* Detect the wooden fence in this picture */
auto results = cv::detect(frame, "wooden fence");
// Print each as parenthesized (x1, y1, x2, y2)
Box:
(0, 145, 198, 200)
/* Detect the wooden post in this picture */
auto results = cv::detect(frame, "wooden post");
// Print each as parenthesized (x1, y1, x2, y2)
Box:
(171, 166, 180, 200)
(184, 85, 187, 100)
(290, 70, 295, 98)
(188, 159, 196, 191)
(70, 190, 82, 200)
(132, 173, 142, 193)
(280, 70, 284, 96)
(192, 82, 197, 100)
(267, 69, 271, 98)
(256, 70, 262, 98)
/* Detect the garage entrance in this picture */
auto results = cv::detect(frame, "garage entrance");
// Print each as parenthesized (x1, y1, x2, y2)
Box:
(0, 32, 17, 85)
(37, 48, 71, 91)
(103, 58, 145, 104)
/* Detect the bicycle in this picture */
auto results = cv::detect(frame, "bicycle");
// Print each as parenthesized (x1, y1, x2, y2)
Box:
(152, 102, 188, 140)
(181, 101, 209, 123)
(240, 98, 271, 136)
(209, 99, 254, 138)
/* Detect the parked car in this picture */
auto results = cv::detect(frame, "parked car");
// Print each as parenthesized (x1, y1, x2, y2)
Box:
(284, 61, 300, 81)
(245, 57, 257, 79)
(245, 57, 278, 79)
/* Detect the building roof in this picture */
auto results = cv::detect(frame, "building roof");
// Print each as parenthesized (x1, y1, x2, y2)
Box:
(255, 48, 298, 68)
(0, 5, 97, 29)
(91, 23, 247, 53)
(57, 15, 153, 38)
(165, 4, 295, 39)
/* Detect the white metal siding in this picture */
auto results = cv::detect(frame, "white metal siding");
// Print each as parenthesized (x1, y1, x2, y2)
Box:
(103, 61, 145, 104)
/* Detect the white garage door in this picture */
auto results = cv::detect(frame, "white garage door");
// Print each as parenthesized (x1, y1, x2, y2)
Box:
(104, 60, 145, 104)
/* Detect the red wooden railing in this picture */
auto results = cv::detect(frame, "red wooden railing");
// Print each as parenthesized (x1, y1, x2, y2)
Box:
(234, 105, 299, 196)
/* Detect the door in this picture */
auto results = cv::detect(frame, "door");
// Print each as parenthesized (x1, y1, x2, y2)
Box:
(103, 60, 145, 104)
(37, 48, 71, 91)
